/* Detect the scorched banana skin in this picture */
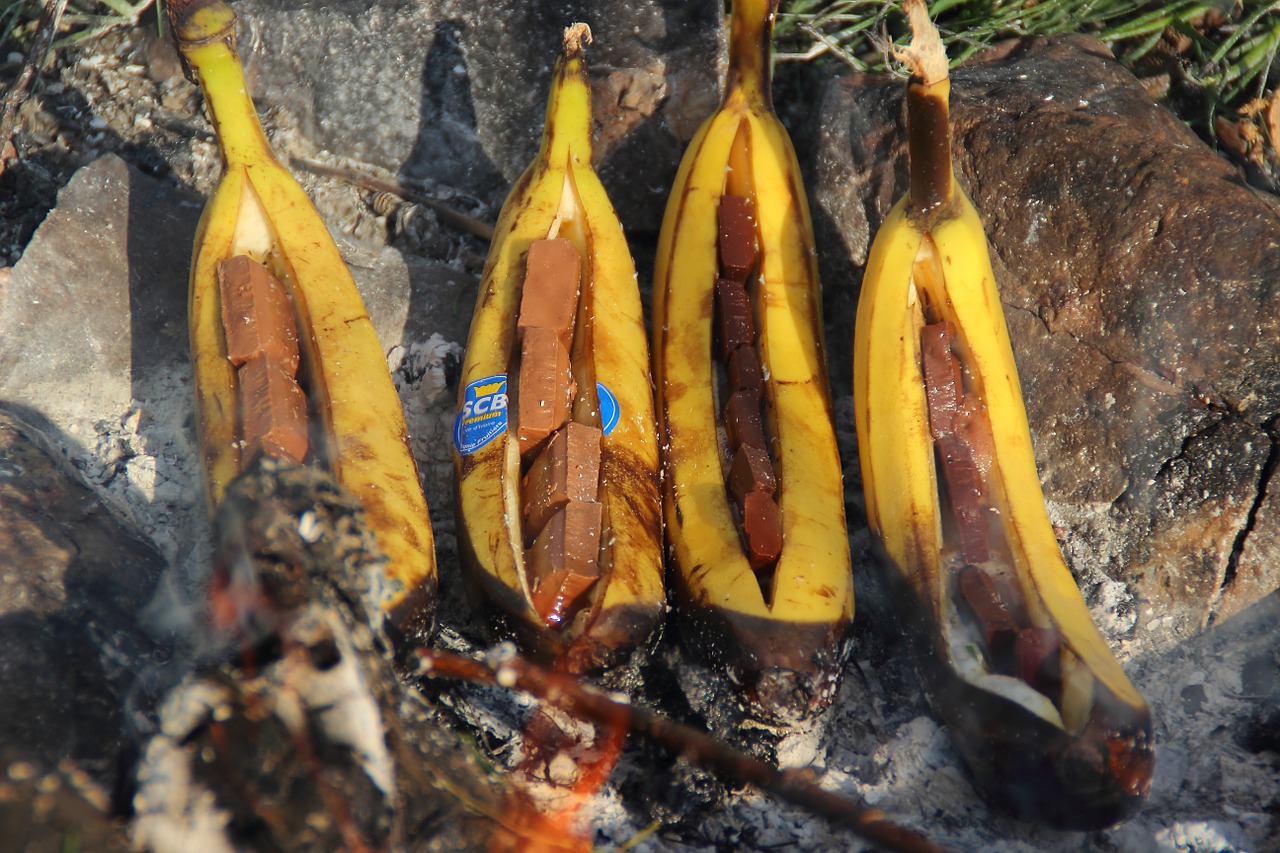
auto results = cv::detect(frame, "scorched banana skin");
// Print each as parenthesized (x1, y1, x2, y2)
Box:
(853, 0, 1154, 828)
(172, 0, 437, 636)
(652, 0, 854, 722)
(454, 25, 664, 672)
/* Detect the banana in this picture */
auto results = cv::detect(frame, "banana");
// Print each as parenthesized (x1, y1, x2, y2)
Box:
(454, 24, 664, 672)
(652, 0, 853, 721)
(171, 0, 436, 637)
(853, 0, 1154, 828)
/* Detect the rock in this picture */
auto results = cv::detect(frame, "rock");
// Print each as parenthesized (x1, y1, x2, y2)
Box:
(811, 34, 1280, 650)
(0, 405, 165, 788)
(233, 0, 723, 233)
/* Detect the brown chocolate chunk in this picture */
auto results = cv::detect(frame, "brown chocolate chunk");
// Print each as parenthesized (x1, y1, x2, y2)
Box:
(921, 321, 962, 439)
(723, 389, 768, 452)
(517, 328, 575, 458)
(936, 436, 989, 564)
(716, 278, 755, 358)
(1016, 627, 1063, 697)
(741, 490, 782, 570)
(957, 565, 1017, 669)
(218, 255, 300, 373)
(729, 445, 776, 504)
(718, 194, 757, 282)
(726, 345, 763, 394)
(526, 501, 604, 625)
(237, 355, 309, 463)
(522, 422, 603, 542)
(531, 568, 600, 628)
(517, 238, 581, 347)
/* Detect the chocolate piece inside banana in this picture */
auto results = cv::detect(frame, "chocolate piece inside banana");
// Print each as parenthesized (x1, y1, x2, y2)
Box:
(217, 255, 311, 467)
(513, 238, 606, 628)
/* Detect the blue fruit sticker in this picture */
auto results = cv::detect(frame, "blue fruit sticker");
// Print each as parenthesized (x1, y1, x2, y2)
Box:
(454, 375, 508, 455)
(598, 382, 620, 436)
(453, 375, 620, 455)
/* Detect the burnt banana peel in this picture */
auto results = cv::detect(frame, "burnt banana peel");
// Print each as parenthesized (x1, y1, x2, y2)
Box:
(454, 25, 664, 672)
(653, 0, 853, 722)
(173, 0, 436, 635)
(853, 0, 1153, 827)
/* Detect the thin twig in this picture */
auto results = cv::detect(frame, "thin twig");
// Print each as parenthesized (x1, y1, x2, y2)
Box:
(417, 648, 952, 853)
(0, 0, 68, 173)
(292, 156, 496, 242)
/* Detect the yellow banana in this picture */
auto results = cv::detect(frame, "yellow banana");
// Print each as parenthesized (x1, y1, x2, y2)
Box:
(853, 0, 1153, 828)
(454, 25, 664, 672)
(652, 0, 853, 721)
(172, 0, 436, 636)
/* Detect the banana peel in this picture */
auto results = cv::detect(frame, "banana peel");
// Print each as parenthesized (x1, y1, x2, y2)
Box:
(453, 25, 664, 672)
(652, 0, 853, 721)
(853, 0, 1154, 827)
(171, 0, 436, 638)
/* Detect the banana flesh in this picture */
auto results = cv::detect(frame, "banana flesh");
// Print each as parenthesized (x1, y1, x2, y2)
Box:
(853, 0, 1153, 827)
(653, 0, 853, 721)
(454, 25, 664, 672)
(172, 0, 436, 636)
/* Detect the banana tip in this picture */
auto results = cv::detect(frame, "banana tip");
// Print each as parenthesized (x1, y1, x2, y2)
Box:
(895, 0, 948, 86)
(563, 22, 593, 56)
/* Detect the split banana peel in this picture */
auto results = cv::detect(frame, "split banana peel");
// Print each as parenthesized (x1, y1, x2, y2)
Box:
(853, 0, 1154, 827)
(454, 25, 664, 672)
(171, 0, 436, 636)
(653, 0, 853, 721)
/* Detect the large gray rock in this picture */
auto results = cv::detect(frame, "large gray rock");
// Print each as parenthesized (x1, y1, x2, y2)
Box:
(812, 35, 1280, 652)
(234, 0, 723, 233)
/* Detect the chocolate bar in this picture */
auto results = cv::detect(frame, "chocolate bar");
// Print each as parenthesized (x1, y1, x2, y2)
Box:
(723, 389, 768, 452)
(1016, 627, 1063, 698)
(237, 356, 309, 463)
(522, 422, 603, 542)
(921, 321, 962, 439)
(517, 328, 575, 458)
(726, 345, 763, 395)
(716, 278, 755, 358)
(526, 501, 604, 625)
(956, 565, 1017, 669)
(741, 490, 782, 570)
(729, 444, 776, 504)
(717, 194, 757, 282)
(516, 238, 581, 348)
(218, 255, 300, 373)
(936, 436, 989, 564)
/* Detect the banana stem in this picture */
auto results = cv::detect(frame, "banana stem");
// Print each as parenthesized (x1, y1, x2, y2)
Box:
(726, 0, 780, 108)
(169, 0, 276, 171)
(899, 0, 955, 217)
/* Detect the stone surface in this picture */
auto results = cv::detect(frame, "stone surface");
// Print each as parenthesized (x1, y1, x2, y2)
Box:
(235, 0, 722, 233)
(812, 34, 1280, 649)
(0, 406, 165, 787)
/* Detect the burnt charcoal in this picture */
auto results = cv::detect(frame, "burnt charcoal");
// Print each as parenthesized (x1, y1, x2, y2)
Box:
(728, 444, 776, 504)
(956, 565, 1017, 670)
(726, 345, 763, 394)
(921, 321, 962, 439)
(521, 421, 603, 543)
(718, 194, 757, 282)
(723, 389, 767, 453)
(516, 238, 581, 348)
(516, 328, 574, 458)
(0, 756, 129, 852)
(715, 278, 755, 358)
(936, 436, 989, 564)
(217, 255, 301, 373)
(237, 356, 310, 464)
(741, 491, 783, 570)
